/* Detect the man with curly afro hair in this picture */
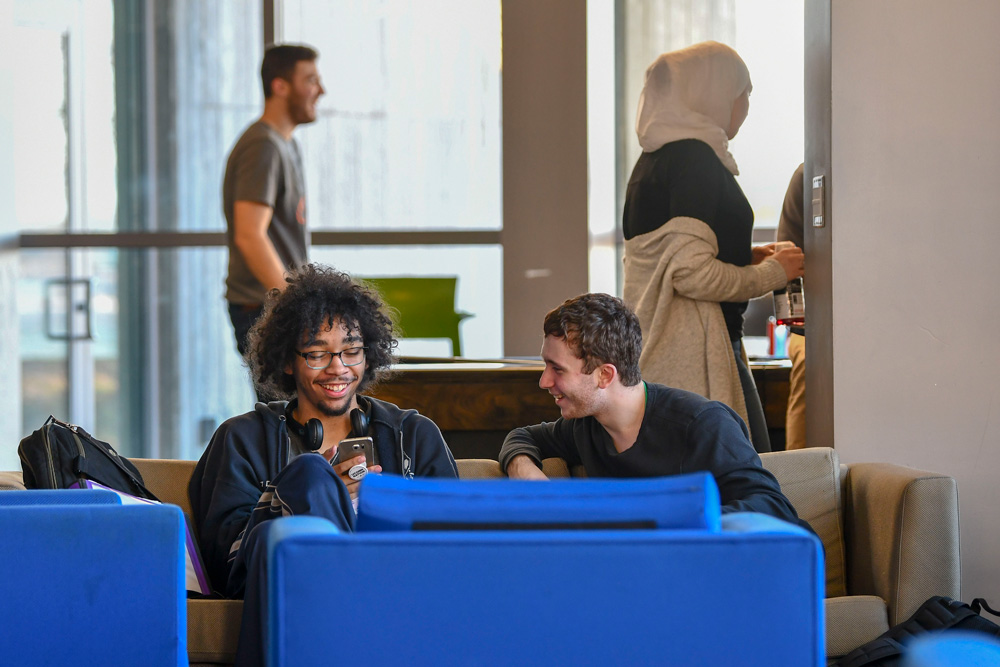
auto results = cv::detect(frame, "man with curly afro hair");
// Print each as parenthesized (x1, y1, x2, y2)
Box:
(189, 264, 458, 667)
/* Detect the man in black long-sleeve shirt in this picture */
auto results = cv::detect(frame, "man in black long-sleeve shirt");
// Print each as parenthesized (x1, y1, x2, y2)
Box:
(499, 293, 809, 530)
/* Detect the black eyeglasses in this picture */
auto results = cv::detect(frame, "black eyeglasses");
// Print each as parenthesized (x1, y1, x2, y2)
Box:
(296, 347, 366, 369)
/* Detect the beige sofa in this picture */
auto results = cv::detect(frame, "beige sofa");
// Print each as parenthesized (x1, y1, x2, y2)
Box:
(0, 447, 959, 665)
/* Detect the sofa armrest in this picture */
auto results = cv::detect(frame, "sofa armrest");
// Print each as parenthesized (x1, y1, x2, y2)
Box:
(843, 462, 960, 625)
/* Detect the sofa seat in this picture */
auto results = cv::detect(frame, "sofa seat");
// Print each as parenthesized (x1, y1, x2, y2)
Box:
(185, 599, 242, 666)
(825, 595, 890, 658)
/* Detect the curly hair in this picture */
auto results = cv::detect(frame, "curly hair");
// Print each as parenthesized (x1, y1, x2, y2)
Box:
(542, 293, 643, 387)
(247, 264, 397, 399)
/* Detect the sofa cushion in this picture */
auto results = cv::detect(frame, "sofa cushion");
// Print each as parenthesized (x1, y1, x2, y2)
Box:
(760, 447, 847, 598)
(825, 595, 889, 659)
(133, 458, 197, 515)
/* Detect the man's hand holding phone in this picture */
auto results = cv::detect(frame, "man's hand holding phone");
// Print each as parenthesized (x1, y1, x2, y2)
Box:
(333, 436, 381, 498)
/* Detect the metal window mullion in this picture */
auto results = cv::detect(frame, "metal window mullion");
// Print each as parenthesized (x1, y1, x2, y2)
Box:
(19, 230, 503, 248)
(64, 14, 96, 429)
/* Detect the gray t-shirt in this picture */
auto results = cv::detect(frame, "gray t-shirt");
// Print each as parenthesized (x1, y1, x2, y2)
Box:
(223, 120, 309, 304)
(776, 163, 804, 250)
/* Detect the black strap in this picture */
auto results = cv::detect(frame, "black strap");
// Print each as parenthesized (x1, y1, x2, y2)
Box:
(972, 598, 1000, 618)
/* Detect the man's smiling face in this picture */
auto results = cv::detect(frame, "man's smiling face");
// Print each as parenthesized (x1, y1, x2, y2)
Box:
(538, 334, 601, 420)
(288, 317, 366, 420)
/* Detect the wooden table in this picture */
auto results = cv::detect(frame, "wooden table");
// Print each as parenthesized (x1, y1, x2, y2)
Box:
(369, 358, 791, 459)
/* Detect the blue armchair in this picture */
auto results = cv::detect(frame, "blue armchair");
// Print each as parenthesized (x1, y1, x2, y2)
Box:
(267, 473, 824, 666)
(0, 492, 188, 667)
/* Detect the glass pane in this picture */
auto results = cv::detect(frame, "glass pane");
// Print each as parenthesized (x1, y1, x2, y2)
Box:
(20, 247, 255, 461)
(615, 0, 804, 241)
(14, 0, 116, 233)
(126, 246, 257, 460)
(310, 245, 502, 358)
(280, 0, 502, 231)
(19, 249, 120, 444)
(20, 250, 70, 433)
(112, 0, 263, 233)
(13, 21, 69, 233)
(170, 2, 264, 233)
(730, 1, 805, 230)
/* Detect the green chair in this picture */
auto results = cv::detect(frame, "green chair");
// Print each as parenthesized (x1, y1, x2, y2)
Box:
(362, 276, 473, 356)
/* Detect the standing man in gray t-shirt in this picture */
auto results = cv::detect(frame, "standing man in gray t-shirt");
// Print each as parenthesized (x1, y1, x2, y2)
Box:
(776, 163, 806, 449)
(223, 43, 324, 361)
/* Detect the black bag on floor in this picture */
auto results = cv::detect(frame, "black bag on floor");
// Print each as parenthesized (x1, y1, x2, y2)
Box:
(18, 415, 158, 501)
(836, 596, 1000, 666)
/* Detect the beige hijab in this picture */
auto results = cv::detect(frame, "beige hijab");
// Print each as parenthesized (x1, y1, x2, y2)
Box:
(635, 41, 751, 175)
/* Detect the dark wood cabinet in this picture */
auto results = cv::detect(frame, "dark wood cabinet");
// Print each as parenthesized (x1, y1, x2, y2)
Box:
(369, 358, 790, 459)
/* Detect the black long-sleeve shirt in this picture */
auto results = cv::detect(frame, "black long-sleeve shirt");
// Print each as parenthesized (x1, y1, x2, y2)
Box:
(499, 382, 810, 530)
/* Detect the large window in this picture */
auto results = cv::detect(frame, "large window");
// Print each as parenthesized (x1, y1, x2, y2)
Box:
(280, 0, 503, 356)
(593, 0, 805, 349)
(9, 0, 504, 464)
(6, 0, 803, 467)
(282, 0, 502, 233)
(589, 0, 805, 296)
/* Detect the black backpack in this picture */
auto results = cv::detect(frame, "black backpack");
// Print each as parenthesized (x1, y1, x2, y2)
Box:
(836, 596, 1000, 666)
(18, 415, 158, 501)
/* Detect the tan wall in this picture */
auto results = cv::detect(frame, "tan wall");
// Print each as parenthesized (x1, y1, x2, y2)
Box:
(824, 0, 1000, 602)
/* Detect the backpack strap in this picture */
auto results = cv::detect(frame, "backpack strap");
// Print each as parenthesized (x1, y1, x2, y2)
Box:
(972, 598, 1000, 618)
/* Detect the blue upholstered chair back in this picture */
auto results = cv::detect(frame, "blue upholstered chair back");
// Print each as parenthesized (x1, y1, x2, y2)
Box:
(268, 475, 824, 666)
(0, 502, 188, 666)
(355, 471, 721, 532)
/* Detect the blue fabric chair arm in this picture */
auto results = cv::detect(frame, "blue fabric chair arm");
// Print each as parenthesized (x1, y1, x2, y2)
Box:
(0, 504, 187, 666)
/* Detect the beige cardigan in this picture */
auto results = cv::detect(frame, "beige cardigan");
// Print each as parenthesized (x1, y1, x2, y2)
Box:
(623, 216, 788, 427)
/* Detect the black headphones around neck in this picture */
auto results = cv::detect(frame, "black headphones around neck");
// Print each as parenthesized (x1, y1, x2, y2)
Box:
(285, 400, 370, 451)
(285, 400, 324, 451)
(350, 406, 369, 438)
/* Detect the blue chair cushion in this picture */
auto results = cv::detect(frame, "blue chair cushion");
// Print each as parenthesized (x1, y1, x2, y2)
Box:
(355, 471, 721, 532)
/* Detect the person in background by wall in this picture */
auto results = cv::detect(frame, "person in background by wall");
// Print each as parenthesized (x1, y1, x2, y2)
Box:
(621, 41, 804, 453)
(778, 163, 806, 449)
(223, 44, 324, 374)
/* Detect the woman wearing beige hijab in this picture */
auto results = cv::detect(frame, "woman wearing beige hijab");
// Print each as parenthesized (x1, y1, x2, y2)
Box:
(622, 41, 804, 453)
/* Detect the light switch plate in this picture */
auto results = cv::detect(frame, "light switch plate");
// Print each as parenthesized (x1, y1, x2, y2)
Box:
(811, 175, 826, 227)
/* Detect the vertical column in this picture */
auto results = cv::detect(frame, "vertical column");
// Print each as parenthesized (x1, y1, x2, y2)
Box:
(803, 0, 833, 447)
(501, 0, 589, 356)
